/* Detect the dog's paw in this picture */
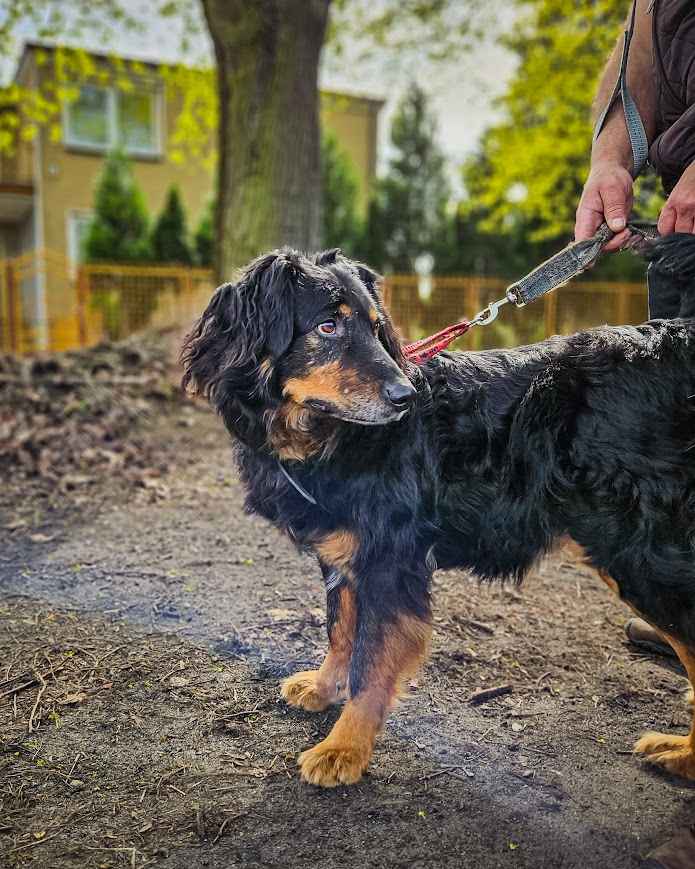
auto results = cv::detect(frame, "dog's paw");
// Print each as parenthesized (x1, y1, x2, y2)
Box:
(298, 738, 371, 787)
(281, 671, 331, 712)
(634, 731, 695, 779)
(685, 686, 694, 707)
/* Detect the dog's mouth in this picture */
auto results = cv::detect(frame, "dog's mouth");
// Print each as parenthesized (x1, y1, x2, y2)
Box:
(305, 399, 409, 426)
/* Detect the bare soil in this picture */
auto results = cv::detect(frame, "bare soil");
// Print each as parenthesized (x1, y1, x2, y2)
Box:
(2, 404, 695, 868)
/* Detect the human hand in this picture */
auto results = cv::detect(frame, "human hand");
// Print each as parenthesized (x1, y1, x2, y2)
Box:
(575, 162, 634, 252)
(658, 161, 695, 235)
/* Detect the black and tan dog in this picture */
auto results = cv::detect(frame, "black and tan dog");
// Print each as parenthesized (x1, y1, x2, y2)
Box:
(182, 238, 695, 787)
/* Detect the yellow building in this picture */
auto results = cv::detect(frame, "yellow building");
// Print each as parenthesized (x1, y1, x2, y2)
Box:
(0, 42, 382, 350)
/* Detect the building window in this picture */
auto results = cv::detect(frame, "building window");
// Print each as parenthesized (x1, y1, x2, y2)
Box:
(64, 85, 162, 157)
(119, 91, 157, 153)
(65, 85, 110, 149)
(67, 209, 94, 266)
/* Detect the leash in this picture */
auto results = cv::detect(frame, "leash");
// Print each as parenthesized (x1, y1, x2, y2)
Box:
(405, 0, 654, 366)
(403, 220, 659, 364)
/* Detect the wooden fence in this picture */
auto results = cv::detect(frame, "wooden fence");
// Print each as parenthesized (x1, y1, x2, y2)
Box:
(0, 251, 215, 355)
(382, 274, 646, 352)
(0, 251, 648, 357)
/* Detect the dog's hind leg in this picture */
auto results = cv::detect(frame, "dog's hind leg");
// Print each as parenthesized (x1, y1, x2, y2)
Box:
(297, 600, 432, 787)
(635, 634, 695, 779)
(281, 581, 356, 712)
(564, 542, 695, 776)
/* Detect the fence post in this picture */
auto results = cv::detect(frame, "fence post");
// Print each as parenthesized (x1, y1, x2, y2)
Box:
(76, 266, 88, 348)
(465, 279, 482, 349)
(182, 267, 192, 321)
(6, 258, 19, 354)
(616, 283, 630, 324)
(381, 277, 392, 312)
(544, 290, 558, 336)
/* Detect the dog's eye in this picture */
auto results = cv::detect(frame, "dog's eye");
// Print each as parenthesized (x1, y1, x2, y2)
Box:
(317, 320, 337, 336)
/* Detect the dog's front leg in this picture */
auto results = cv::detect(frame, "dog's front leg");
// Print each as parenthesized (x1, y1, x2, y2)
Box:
(298, 563, 431, 787)
(281, 576, 355, 711)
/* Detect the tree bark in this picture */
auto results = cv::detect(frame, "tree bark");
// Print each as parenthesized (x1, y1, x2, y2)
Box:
(202, 0, 330, 280)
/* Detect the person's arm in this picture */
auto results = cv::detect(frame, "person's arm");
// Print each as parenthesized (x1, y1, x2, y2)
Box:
(575, 0, 656, 251)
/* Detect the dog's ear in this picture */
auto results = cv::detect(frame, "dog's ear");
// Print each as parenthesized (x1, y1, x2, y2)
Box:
(181, 251, 299, 400)
(353, 261, 405, 367)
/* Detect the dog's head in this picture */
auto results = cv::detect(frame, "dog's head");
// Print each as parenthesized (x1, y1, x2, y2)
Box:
(181, 248, 415, 458)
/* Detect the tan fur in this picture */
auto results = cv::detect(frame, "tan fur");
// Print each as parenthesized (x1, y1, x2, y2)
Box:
(314, 531, 359, 575)
(268, 402, 322, 461)
(298, 612, 431, 786)
(563, 539, 620, 596)
(635, 635, 695, 778)
(283, 361, 345, 406)
(281, 585, 356, 711)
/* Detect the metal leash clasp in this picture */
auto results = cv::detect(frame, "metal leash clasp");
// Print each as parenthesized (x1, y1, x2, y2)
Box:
(471, 294, 511, 327)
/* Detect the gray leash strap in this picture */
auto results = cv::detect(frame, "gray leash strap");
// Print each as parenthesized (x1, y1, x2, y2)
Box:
(506, 221, 658, 306)
(592, 0, 648, 178)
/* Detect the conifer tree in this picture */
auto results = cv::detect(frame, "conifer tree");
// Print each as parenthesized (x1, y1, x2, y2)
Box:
(363, 84, 450, 273)
(194, 201, 214, 268)
(151, 186, 193, 265)
(84, 151, 152, 263)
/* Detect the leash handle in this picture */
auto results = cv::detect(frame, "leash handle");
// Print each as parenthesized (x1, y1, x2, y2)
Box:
(507, 220, 659, 306)
(506, 224, 614, 306)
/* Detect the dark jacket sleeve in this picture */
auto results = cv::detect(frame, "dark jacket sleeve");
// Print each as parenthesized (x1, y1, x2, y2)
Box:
(649, 101, 695, 194)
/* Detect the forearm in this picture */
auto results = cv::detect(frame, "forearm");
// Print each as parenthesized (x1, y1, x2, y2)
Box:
(591, 0, 656, 172)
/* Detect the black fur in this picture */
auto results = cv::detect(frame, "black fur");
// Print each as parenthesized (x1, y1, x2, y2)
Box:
(183, 236, 695, 777)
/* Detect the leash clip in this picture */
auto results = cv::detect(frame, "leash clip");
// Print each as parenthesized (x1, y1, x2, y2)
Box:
(471, 295, 510, 327)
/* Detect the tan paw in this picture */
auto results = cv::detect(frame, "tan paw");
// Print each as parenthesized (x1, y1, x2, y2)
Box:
(298, 739, 371, 787)
(634, 731, 695, 779)
(635, 730, 689, 756)
(685, 686, 694, 707)
(281, 671, 331, 712)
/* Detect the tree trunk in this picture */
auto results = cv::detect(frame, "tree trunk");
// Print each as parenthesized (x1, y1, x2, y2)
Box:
(202, 0, 330, 280)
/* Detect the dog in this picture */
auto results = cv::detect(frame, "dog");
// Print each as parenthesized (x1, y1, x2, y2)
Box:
(182, 237, 695, 788)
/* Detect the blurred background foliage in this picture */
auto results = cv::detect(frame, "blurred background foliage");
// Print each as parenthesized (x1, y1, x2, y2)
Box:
(0, 0, 656, 282)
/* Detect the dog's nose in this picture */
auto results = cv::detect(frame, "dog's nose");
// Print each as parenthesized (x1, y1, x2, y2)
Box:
(384, 380, 417, 408)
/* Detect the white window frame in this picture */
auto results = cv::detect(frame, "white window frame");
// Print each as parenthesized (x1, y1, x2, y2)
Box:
(63, 84, 163, 158)
(66, 208, 94, 274)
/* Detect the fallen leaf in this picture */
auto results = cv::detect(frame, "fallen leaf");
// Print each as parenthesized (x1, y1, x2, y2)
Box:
(29, 533, 54, 543)
(268, 608, 295, 621)
(59, 691, 88, 705)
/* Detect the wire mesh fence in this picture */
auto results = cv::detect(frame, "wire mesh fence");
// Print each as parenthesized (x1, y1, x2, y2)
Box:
(382, 274, 647, 352)
(0, 251, 648, 357)
(0, 252, 216, 355)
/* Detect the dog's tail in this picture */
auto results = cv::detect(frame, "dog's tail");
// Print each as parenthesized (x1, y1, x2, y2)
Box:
(645, 233, 695, 319)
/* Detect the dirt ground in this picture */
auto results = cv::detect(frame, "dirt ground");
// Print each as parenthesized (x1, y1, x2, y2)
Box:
(3, 402, 695, 869)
